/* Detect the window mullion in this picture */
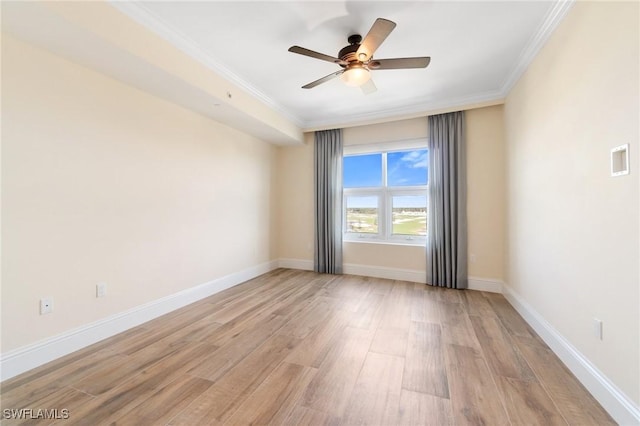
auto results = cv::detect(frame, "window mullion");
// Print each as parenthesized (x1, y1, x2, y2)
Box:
(381, 152, 387, 239)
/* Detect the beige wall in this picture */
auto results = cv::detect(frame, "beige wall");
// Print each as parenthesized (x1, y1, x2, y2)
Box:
(278, 107, 506, 281)
(1, 36, 278, 352)
(504, 1, 639, 404)
(276, 141, 315, 262)
(466, 106, 506, 279)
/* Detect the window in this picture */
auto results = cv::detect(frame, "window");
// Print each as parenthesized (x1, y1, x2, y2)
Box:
(343, 144, 428, 244)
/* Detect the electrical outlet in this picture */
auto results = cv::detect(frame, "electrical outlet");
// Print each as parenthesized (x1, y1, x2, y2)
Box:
(96, 282, 107, 298)
(470, 254, 477, 263)
(40, 298, 53, 315)
(593, 318, 603, 340)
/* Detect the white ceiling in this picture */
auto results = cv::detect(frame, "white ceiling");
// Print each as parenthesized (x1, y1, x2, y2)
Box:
(2, 1, 573, 140)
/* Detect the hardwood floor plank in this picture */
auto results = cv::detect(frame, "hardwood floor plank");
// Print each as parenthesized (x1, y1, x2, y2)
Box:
(470, 314, 535, 381)
(444, 344, 510, 425)
(285, 310, 352, 368)
(496, 376, 568, 425)
(366, 277, 394, 296)
(435, 287, 464, 304)
(323, 275, 369, 301)
(1, 350, 124, 409)
(170, 334, 300, 424)
(126, 302, 222, 355)
(271, 278, 326, 317)
(70, 341, 180, 396)
(213, 334, 300, 399)
(277, 297, 334, 339)
(114, 375, 213, 425)
(370, 327, 409, 357)
(410, 286, 441, 324)
(378, 280, 414, 329)
(320, 275, 370, 312)
(349, 291, 385, 330)
(342, 352, 404, 425)
(484, 293, 540, 339)
(188, 313, 288, 382)
(0, 327, 147, 394)
(461, 290, 498, 318)
(62, 342, 218, 425)
(195, 268, 299, 308)
(300, 327, 373, 417)
(223, 362, 316, 425)
(205, 271, 309, 324)
(369, 280, 413, 357)
(153, 312, 223, 345)
(398, 389, 453, 426)
(514, 336, 616, 425)
(201, 307, 282, 348)
(282, 405, 338, 426)
(402, 322, 449, 398)
(439, 301, 481, 349)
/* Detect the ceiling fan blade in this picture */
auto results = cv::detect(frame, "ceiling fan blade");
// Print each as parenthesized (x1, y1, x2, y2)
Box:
(288, 46, 346, 65)
(356, 18, 396, 61)
(361, 79, 377, 95)
(302, 70, 344, 89)
(368, 57, 431, 70)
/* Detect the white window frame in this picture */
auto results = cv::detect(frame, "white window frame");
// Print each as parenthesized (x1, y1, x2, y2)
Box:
(343, 139, 428, 246)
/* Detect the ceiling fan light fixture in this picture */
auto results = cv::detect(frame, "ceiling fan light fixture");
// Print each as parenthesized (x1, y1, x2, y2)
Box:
(341, 65, 371, 87)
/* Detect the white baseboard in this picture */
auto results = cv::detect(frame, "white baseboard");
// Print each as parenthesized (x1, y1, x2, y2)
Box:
(502, 283, 640, 426)
(343, 263, 426, 283)
(278, 259, 503, 292)
(468, 276, 503, 293)
(278, 258, 313, 271)
(278, 258, 427, 283)
(0, 260, 279, 382)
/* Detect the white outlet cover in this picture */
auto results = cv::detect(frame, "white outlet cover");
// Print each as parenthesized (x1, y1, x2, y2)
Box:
(611, 144, 629, 176)
(96, 282, 107, 298)
(593, 318, 603, 340)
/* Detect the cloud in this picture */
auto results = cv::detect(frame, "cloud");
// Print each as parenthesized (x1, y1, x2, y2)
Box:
(400, 150, 428, 169)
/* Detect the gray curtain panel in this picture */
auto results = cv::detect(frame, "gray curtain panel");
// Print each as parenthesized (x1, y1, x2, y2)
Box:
(314, 129, 343, 274)
(427, 111, 468, 289)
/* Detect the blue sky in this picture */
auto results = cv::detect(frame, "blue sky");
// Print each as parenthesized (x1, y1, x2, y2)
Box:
(387, 150, 428, 186)
(343, 149, 428, 188)
(344, 153, 382, 187)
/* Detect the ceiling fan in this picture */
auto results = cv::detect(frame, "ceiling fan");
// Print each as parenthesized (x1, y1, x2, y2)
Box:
(288, 18, 430, 94)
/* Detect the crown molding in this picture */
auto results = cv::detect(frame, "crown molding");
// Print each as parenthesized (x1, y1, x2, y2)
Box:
(109, 1, 305, 128)
(500, 0, 575, 96)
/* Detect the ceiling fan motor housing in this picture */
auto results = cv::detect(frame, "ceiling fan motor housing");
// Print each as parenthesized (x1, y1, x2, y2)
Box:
(339, 34, 363, 65)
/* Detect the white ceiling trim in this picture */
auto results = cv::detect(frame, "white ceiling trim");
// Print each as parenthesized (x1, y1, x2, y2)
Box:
(110, 1, 305, 128)
(499, 0, 575, 96)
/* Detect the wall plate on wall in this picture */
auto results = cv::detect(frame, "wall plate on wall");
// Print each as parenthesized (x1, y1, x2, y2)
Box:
(610, 144, 629, 177)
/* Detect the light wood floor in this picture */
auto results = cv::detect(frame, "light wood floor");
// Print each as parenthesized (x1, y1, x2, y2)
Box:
(1, 269, 615, 425)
